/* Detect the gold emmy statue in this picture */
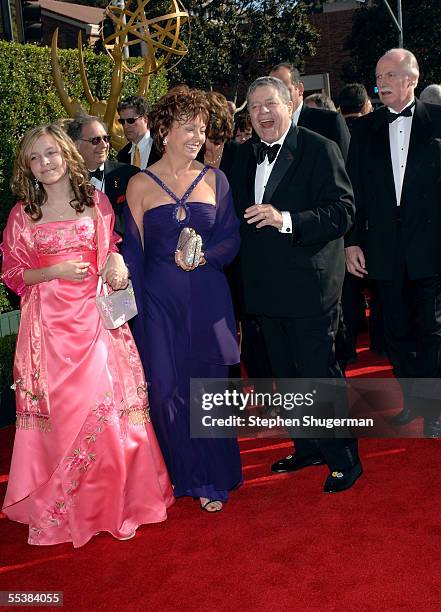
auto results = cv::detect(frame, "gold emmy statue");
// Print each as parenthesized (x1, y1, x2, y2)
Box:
(51, 0, 190, 150)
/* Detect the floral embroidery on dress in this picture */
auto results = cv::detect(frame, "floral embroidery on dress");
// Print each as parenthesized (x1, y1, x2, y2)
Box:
(34, 218, 96, 254)
(120, 384, 150, 425)
(93, 391, 114, 423)
(67, 448, 97, 472)
(29, 390, 112, 543)
(28, 386, 150, 543)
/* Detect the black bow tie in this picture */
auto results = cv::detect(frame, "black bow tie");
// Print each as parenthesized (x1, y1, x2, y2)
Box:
(253, 142, 281, 165)
(386, 101, 415, 123)
(89, 168, 104, 181)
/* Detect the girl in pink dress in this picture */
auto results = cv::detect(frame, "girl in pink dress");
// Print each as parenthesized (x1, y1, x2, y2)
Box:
(1, 123, 174, 547)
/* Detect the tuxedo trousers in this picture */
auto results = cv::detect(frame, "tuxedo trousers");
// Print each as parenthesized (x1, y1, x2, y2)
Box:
(375, 229, 441, 417)
(257, 305, 359, 471)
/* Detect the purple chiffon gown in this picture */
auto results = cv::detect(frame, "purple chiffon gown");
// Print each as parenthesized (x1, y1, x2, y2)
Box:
(123, 166, 242, 501)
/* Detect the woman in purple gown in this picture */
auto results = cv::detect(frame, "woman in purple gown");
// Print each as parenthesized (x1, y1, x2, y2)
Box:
(124, 89, 242, 512)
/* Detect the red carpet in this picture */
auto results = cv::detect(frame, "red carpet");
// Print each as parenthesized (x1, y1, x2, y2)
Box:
(1, 340, 440, 611)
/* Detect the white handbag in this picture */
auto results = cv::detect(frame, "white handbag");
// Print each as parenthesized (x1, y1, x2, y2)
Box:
(95, 276, 138, 329)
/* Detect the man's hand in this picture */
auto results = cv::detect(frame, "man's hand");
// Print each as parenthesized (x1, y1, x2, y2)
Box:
(345, 246, 368, 278)
(244, 204, 283, 230)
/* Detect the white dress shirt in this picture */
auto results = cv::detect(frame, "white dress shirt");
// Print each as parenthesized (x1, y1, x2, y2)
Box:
(254, 126, 293, 234)
(388, 98, 415, 206)
(131, 130, 153, 169)
(291, 102, 303, 126)
(89, 163, 105, 192)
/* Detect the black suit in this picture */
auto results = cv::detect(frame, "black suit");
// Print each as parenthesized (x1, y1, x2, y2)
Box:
(298, 104, 350, 161)
(296, 104, 352, 368)
(101, 160, 139, 238)
(243, 108, 350, 372)
(346, 100, 441, 416)
(117, 141, 161, 167)
(231, 125, 360, 470)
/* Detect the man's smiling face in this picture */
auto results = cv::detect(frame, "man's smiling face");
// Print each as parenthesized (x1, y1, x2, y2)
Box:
(248, 85, 293, 144)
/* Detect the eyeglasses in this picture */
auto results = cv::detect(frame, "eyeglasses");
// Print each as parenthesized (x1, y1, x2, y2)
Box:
(118, 116, 141, 125)
(79, 135, 111, 145)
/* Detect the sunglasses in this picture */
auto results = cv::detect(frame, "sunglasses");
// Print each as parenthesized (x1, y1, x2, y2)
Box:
(79, 135, 111, 145)
(118, 116, 141, 125)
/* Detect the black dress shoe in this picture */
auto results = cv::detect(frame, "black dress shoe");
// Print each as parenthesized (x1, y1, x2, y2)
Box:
(271, 454, 325, 473)
(390, 406, 419, 426)
(323, 463, 363, 493)
(423, 417, 441, 438)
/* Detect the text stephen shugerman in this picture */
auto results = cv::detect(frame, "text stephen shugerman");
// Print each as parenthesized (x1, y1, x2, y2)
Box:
(201, 390, 315, 411)
(201, 415, 374, 429)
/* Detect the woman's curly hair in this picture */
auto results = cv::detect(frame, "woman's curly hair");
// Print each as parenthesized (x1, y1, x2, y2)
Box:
(205, 92, 234, 144)
(149, 88, 209, 154)
(11, 123, 95, 222)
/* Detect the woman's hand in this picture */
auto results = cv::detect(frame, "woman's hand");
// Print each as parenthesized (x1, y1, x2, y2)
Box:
(100, 253, 129, 290)
(52, 260, 91, 282)
(175, 250, 206, 271)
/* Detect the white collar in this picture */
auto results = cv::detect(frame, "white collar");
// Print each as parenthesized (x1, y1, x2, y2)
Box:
(261, 124, 291, 148)
(292, 102, 303, 125)
(131, 130, 151, 152)
(88, 162, 105, 172)
(387, 97, 415, 115)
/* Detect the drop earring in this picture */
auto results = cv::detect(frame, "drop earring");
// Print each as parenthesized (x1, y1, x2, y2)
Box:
(33, 178, 40, 192)
(163, 136, 168, 147)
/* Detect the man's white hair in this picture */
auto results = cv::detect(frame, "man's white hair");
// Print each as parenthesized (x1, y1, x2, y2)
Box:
(380, 48, 420, 78)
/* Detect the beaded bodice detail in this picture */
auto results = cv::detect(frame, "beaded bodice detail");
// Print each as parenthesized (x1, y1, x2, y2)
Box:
(33, 218, 97, 254)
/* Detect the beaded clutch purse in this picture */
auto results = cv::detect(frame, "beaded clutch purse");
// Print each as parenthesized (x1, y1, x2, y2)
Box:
(176, 227, 203, 267)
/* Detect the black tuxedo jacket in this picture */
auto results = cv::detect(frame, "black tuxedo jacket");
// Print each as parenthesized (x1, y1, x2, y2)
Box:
(230, 125, 354, 318)
(345, 99, 441, 281)
(298, 104, 350, 161)
(103, 160, 139, 237)
(116, 141, 161, 167)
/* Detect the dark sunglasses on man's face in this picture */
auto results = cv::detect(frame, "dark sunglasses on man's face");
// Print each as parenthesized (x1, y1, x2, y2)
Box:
(118, 116, 140, 125)
(79, 135, 111, 146)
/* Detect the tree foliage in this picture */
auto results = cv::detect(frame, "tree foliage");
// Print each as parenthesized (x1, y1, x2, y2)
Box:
(168, 0, 318, 96)
(0, 41, 167, 232)
(343, 0, 441, 93)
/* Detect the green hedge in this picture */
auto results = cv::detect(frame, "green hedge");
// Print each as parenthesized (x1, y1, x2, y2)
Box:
(0, 333, 16, 389)
(0, 40, 168, 232)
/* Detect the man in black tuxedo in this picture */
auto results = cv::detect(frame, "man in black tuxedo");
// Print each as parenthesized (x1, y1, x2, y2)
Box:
(270, 62, 350, 160)
(67, 115, 139, 238)
(345, 49, 441, 437)
(270, 63, 352, 373)
(239, 64, 350, 379)
(230, 76, 362, 493)
(116, 96, 161, 169)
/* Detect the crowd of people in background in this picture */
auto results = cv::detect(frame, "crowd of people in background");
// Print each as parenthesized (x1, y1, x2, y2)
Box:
(2, 48, 441, 547)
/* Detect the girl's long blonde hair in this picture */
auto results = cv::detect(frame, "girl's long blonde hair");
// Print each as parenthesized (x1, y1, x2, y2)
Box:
(11, 123, 95, 221)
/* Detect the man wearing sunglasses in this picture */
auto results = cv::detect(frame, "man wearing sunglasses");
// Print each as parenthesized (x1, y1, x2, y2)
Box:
(116, 95, 161, 169)
(67, 115, 139, 238)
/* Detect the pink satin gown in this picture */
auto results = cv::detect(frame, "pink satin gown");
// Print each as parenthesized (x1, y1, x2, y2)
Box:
(2, 217, 174, 547)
